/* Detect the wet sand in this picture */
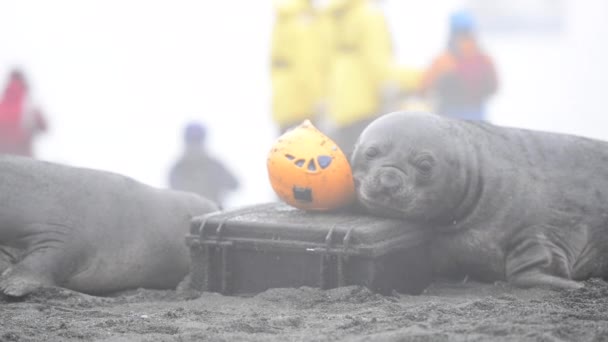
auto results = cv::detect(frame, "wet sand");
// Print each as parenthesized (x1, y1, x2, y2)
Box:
(2, 279, 608, 342)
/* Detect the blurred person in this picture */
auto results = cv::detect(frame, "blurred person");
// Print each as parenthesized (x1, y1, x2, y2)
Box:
(169, 122, 239, 209)
(271, 0, 327, 135)
(0, 69, 47, 157)
(420, 9, 498, 121)
(388, 65, 429, 112)
(322, 0, 394, 155)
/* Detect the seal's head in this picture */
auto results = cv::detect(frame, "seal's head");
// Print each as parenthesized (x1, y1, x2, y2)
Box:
(352, 112, 475, 224)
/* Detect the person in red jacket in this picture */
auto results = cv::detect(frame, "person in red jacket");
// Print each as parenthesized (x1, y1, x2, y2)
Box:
(420, 10, 498, 121)
(0, 69, 47, 157)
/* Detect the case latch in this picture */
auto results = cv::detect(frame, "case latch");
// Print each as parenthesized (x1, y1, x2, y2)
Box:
(319, 224, 336, 289)
(189, 214, 234, 294)
(337, 226, 355, 287)
(318, 224, 356, 289)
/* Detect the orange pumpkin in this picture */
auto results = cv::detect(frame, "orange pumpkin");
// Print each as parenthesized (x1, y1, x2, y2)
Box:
(267, 120, 355, 211)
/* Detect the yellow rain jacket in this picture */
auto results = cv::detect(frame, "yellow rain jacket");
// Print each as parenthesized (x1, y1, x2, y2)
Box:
(271, 0, 326, 130)
(325, 0, 393, 126)
(392, 65, 423, 94)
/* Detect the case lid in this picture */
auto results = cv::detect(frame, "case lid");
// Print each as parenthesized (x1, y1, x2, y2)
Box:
(190, 203, 428, 258)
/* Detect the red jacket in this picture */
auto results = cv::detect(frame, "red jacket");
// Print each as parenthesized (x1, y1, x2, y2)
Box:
(0, 77, 46, 156)
(421, 36, 498, 114)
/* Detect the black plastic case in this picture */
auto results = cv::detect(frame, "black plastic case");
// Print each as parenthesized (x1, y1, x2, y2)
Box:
(185, 203, 431, 295)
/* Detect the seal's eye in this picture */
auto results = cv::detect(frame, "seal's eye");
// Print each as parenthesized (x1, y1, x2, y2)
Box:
(413, 155, 435, 174)
(365, 146, 380, 159)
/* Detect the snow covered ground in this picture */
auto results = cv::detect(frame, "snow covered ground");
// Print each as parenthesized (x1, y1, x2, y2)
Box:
(0, 0, 606, 208)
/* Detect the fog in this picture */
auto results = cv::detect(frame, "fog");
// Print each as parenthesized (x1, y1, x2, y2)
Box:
(0, 0, 606, 208)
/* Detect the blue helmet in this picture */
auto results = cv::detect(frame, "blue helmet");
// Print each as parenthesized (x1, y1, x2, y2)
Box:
(450, 9, 476, 34)
(184, 122, 207, 144)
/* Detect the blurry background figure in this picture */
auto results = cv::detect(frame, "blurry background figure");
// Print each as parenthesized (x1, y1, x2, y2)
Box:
(420, 9, 498, 121)
(271, 0, 327, 135)
(169, 122, 239, 209)
(389, 65, 428, 112)
(323, 0, 394, 155)
(0, 69, 47, 157)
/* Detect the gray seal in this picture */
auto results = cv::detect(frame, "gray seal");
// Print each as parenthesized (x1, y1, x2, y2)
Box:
(0, 155, 218, 297)
(352, 111, 608, 289)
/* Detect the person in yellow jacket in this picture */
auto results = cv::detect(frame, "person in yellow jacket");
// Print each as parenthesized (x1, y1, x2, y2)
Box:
(271, 0, 327, 134)
(323, 0, 394, 155)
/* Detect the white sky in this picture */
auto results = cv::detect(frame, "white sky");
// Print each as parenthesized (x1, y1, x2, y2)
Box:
(0, 0, 606, 208)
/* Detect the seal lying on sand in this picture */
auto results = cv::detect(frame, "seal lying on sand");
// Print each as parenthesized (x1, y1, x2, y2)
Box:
(0, 155, 218, 297)
(352, 111, 608, 289)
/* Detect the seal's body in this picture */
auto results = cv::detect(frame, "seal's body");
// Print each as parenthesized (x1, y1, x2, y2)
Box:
(352, 111, 608, 289)
(0, 155, 218, 296)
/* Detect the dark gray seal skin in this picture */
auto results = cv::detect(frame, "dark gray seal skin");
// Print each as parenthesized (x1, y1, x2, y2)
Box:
(0, 155, 218, 297)
(352, 111, 608, 289)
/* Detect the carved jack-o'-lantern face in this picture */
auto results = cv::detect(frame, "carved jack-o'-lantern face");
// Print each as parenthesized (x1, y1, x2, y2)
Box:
(267, 120, 355, 211)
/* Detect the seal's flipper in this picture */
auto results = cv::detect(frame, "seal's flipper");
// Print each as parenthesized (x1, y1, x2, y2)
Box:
(0, 223, 80, 297)
(0, 266, 54, 297)
(509, 271, 583, 289)
(0, 240, 75, 297)
(506, 230, 582, 289)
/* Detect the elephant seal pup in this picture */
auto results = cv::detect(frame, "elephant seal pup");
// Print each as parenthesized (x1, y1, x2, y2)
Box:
(0, 155, 218, 297)
(352, 111, 608, 289)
